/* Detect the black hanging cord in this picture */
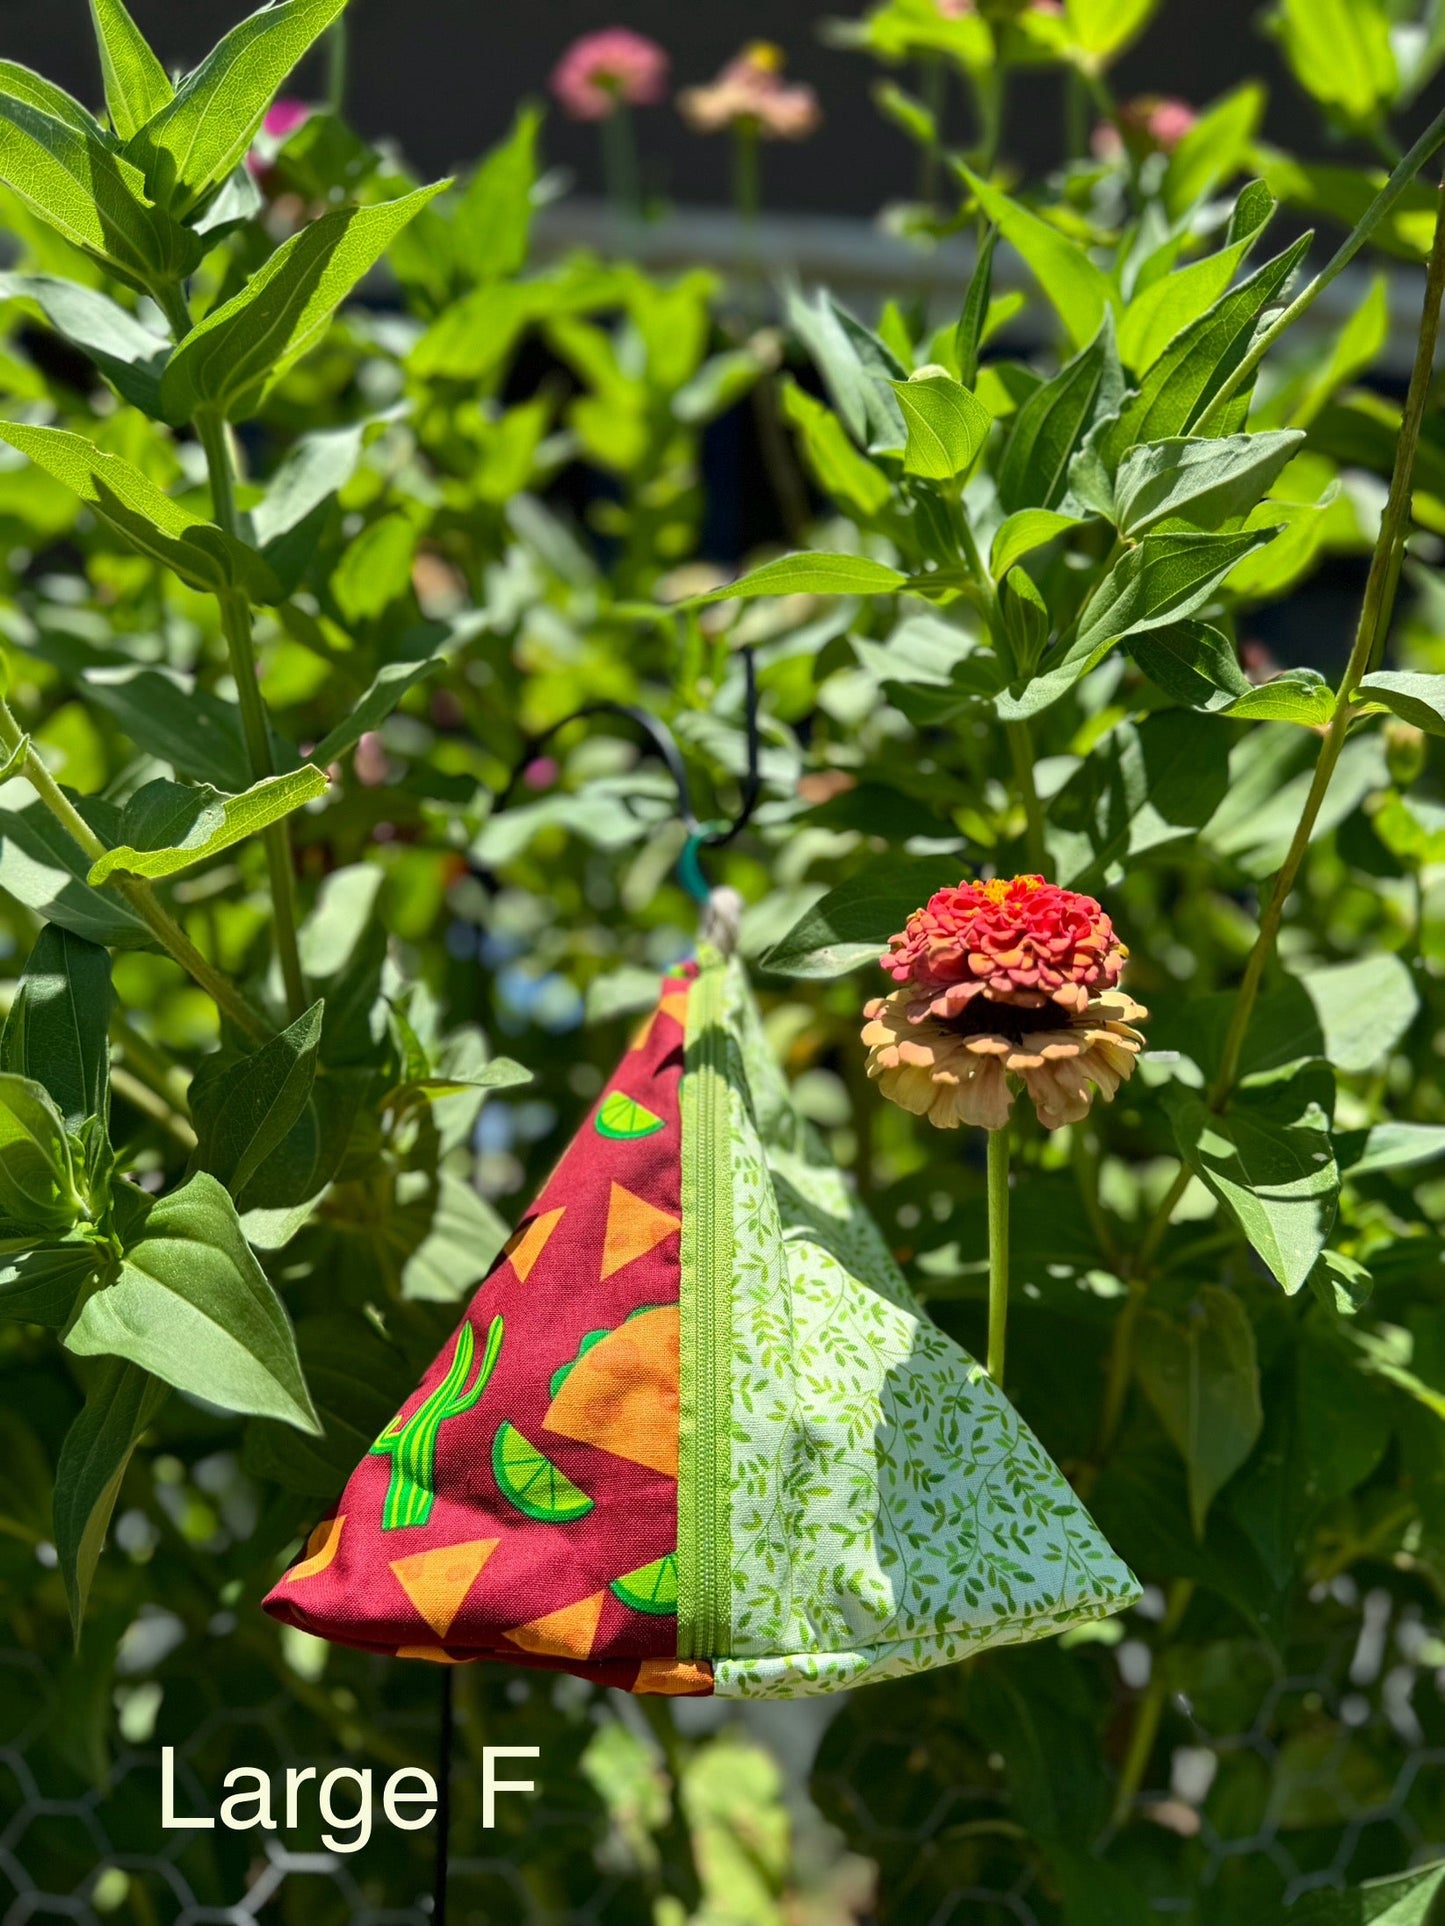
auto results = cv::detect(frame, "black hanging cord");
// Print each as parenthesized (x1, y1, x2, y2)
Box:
(434, 1668, 453, 1925)
(492, 646, 762, 896)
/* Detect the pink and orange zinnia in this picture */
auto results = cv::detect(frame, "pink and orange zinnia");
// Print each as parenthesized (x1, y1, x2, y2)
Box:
(862, 876, 1147, 1133)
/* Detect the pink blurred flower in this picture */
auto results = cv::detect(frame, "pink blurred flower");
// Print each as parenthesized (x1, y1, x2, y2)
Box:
(354, 731, 390, 787)
(1092, 95, 1198, 160)
(679, 42, 822, 141)
(522, 756, 560, 791)
(550, 28, 670, 121)
(245, 96, 313, 177)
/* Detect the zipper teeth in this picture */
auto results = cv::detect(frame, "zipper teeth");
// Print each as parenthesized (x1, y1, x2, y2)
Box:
(681, 962, 731, 1662)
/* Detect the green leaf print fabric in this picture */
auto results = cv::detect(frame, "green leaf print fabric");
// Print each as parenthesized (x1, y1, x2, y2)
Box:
(691, 959, 1140, 1699)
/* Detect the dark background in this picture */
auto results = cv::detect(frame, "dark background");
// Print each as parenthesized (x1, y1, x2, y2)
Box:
(0, 0, 1394, 210)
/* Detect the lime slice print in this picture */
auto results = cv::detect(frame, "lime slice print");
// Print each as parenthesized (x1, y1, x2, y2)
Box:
(609, 1552, 678, 1615)
(595, 1091, 666, 1141)
(492, 1421, 595, 1522)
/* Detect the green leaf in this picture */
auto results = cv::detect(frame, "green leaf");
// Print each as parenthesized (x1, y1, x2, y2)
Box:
(1267, 0, 1398, 130)
(1008, 528, 1275, 717)
(1136, 1287, 1262, 1538)
(1045, 710, 1230, 886)
(243, 1312, 412, 1494)
(65, 1170, 319, 1432)
(1117, 181, 1276, 374)
(454, 104, 539, 283)
(888, 370, 992, 481)
(189, 1002, 323, 1201)
(763, 856, 969, 978)
(956, 166, 1113, 350)
(252, 420, 367, 549)
(1285, 273, 1389, 430)
(1114, 431, 1304, 537)
(123, 0, 350, 218)
(991, 509, 1083, 578)
(1221, 669, 1337, 727)
(0, 86, 186, 289)
(70, 659, 253, 790)
(953, 225, 996, 389)
(690, 553, 908, 605)
(1357, 670, 1445, 736)
(53, 1356, 168, 1637)
(997, 315, 1123, 514)
(1247, 1861, 1445, 1925)
(88, 767, 328, 885)
(159, 184, 446, 424)
(1106, 236, 1313, 459)
(1162, 84, 1267, 219)
(0, 785, 152, 949)
(89, 0, 174, 140)
(0, 1072, 85, 1236)
(0, 423, 281, 602)
(1, 925, 112, 1131)
(1296, 952, 1418, 1075)
(1063, 0, 1157, 64)
(0, 1238, 101, 1326)
(397, 1168, 510, 1303)
(1164, 1062, 1338, 1295)
(0, 271, 169, 415)
(331, 511, 417, 625)
(778, 379, 891, 517)
(0, 61, 108, 138)
(786, 287, 907, 453)
(309, 638, 454, 767)
(1130, 620, 1252, 709)
(1308, 1248, 1373, 1315)
(1337, 1121, 1445, 1179)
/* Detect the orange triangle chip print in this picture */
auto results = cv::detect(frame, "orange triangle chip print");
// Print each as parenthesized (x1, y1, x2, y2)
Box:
(284, 1514, 345, 1582)
(601, 1182, 679, 1281)
(389, 1538, 500, 1638)
(504, 1590, 606, 1661)
(544, 1303, 679, 1477)
(505, 1206, 565, 1284)
(635, 1658, 714, 1696)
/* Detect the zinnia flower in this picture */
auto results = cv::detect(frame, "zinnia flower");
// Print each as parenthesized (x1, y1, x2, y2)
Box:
(1092, 95, 1198, 161)
(862, 875, 1147, 1131)
(550, 29, 670, 122)
(679, 43, 822, 141)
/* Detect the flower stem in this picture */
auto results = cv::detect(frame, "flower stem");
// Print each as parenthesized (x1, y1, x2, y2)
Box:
(1209, 173, 1445, 1108)
(1125, 177, 1445, 1291)
(0, 702, 271, 1042)
(326, 15, 349, 115)
(987, 1124, 1011, 1386)
(1007, 719, 1049, 876)
(600, 103, 642, 220)
(194, 410, 310, 1023)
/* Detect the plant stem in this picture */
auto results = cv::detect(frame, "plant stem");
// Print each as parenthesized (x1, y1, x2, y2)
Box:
(1121, 176, 1445, 1283)
(326, 15, 349, 115)
(1197, 108, 1445, 435)
(0, 704, 271, 1042)
(987, 1124, 1011, 1385)
(1007, 719, 1049, 875)
(733, 121, 761, 228)
(919, 54, 947, 206)
(1109, 1578, 1194, 1830)
(600, 103, 641, 221)
(1209, 173, 1445, 1107)
(194, 411, 309, 1022)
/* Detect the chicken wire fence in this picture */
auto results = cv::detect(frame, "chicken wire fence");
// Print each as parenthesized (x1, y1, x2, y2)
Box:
(3, 1577, 1444, 1926)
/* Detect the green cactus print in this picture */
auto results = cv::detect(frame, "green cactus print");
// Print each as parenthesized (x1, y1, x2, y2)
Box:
(371, 1314, 504, 1530)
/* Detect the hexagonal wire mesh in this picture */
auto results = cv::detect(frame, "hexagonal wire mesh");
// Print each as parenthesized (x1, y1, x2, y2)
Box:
(4, 1575, 1445, 1923)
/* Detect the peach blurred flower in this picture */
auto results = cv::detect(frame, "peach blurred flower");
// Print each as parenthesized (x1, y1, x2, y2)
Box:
(1092, 95, 1198, 160)
(550, 29, 670, 121)
(862, 875, 1147, 1131)
(937, 0, 1063, 14)
(679, 43, 822, 141)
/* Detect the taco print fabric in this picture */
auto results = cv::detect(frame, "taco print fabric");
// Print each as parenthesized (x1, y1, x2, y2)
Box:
(265, 958, 1138, 1697)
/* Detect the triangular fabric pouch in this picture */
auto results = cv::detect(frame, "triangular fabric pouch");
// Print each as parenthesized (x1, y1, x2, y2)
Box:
(265, 955, 1139, 1698)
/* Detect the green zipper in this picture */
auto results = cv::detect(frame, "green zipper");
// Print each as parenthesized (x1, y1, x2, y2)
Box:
(678, 957, 733, 1662)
